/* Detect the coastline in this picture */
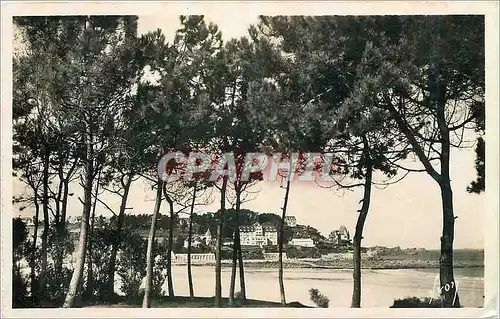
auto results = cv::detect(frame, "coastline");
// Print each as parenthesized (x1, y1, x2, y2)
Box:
(174, 258, 484, 270)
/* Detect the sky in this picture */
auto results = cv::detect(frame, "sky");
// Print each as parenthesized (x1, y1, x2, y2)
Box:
(13, 14, 486, 250)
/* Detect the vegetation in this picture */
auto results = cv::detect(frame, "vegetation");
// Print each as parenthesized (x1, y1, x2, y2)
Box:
(309, 288, 330, 308)
(390, 297, 444, 308)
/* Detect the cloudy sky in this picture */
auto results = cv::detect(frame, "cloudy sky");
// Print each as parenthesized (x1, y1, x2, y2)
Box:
(13, 14, 486, 250)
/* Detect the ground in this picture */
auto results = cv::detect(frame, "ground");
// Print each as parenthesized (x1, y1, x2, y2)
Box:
(82, 296, 311, 308)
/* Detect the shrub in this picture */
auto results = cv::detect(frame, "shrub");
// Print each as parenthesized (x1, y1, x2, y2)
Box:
(242, 247, 264, 260)
(390, 296, 443, 308)
(309, 288, 329, 308)
(44, 265, 72, 302)
(83, 225, 116, 299)
(117, 229, 147, 301)
(12, 266, 28, 308)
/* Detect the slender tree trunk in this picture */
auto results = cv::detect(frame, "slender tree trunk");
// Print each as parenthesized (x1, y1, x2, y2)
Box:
(40, 152, 50, 296)
(164, 189, 175, 298)
(228, 230, 238, 305)
(30, 193, 40, 306)
(84, 171, 101, 299)
(236, 227, 246, 302)
(439, 180, 460, 307)
(437, 103, 459, 307)
(229, 184, 246, 304)
(279, 178, 291, 305)
(215, 177, 228, 307)
(55, 180, 70, 275)
(187, 184, 197, 300)
(351, 141, 372, 308)
(63, 136, 94, 307)
(106, 173, 133, 301)
(142, 181, 163, 308)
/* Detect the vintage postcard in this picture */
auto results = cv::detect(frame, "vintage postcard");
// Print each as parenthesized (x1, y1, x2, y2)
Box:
(1, 1, 498, 318)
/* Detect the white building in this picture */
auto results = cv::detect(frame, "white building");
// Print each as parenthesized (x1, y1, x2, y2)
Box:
(291, 238, 315, 247)
(284, 216, 297, 227)
(183, 229, 213, 248)
(240, 222, 277, 246)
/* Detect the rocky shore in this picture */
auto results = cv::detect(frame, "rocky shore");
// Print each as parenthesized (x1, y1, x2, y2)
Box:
(178, 257, 484, 270)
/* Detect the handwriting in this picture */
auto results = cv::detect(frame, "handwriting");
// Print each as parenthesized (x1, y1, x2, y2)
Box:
(429, 274, 459, 305)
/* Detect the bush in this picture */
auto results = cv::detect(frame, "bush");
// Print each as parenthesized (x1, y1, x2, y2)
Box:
(117, 229, 147, 301)
(242, 247, 264, 260)
(12, 266, 29, 308)
(285, 245, 320, 259)
(390, 296, 443, 308)
(83, 224, 115, 299)
(309, 288, 329, 308)
(44, 265, 72, 302)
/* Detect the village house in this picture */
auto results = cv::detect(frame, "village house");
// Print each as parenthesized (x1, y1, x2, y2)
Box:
(284, 216, 297, 227)
(183, 229, 213, 248)
(239, 222, 278, 246)
(330, 225, 351, 245)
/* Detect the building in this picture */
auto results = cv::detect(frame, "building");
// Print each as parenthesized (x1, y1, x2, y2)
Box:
(183, 229, 213, 248)
(338, 225, 350, 241)
(240, 222, 278, 246)
(291, 238, 315, 247)
(329, 225, 351, 245)
(284, 216, 297, 227)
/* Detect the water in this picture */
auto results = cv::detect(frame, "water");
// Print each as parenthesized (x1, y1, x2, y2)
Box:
(147, 266, 484, 308)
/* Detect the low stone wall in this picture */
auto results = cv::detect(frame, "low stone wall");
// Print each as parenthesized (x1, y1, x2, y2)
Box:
(321, 253, 354, 260)
(174, 253, 215, 263)
(263, 252, 287, 261)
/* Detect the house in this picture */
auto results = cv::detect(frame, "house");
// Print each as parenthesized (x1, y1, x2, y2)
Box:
(338, 225, 350, 242)
(329, 225, 351, 245)
(240, 222, 278, 246)
(291, 238, 315, 247)
(183, 229, 213, 248)
(284, 216, 297, 227)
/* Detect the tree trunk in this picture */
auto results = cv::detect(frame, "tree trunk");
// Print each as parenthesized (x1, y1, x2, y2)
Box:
(142, 181, 163, 308)
(279, 178, 291, 305)
(439, 181, 460, 307)
(62, 145, 94, 307)
(229, 184, 246, 304)
(187, 183, 197, 300)
(215, 176, 228, 307)
(84, 171, 100, 299)
(54, 180, 70, 276)
(236, 227, 246, 302)
(40, 152, 50, 296)
(30, 193, 40, 306)
(105, 173, 133, 301)
(351, 141, 372, 308)
(228, 230, 237, 305)
(164, 189, 175, 298)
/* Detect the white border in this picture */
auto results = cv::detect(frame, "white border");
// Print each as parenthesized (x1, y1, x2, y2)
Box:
(1, 1, 498, 318)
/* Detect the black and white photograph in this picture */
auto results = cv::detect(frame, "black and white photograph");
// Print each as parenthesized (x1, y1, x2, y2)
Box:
(1, 1, 498, 318)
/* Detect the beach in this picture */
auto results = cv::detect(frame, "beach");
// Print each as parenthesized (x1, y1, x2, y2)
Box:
(151, 266, 484, 308)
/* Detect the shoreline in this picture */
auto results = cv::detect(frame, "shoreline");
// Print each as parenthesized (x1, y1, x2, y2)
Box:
(173, 258, 484, 270)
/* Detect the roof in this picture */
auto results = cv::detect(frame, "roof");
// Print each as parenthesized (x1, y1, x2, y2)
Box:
(339, 225, 349, 234)
(240, 225, 255, 232)
(262, 223, 277, 232)
(240, 222, 276, 233)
